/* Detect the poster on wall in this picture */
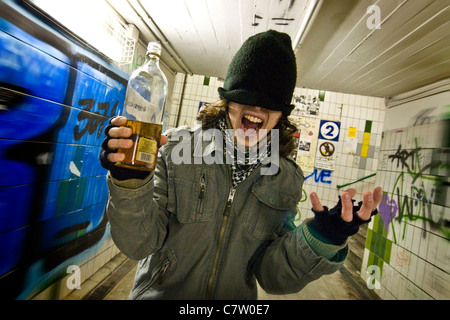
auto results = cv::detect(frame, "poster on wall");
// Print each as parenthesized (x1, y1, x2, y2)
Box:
(315, 120, 340, 171)
(289, 115, 320, 172)
(291, 94, 321, 117)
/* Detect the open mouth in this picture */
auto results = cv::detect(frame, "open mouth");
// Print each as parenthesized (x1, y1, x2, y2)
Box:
(241, 114, 264, 134)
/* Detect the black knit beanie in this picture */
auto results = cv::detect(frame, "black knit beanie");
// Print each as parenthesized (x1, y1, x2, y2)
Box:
(218, 30, 297, 117)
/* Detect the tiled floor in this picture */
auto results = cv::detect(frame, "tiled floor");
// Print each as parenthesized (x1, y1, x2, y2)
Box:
(64, 252, 379, 300)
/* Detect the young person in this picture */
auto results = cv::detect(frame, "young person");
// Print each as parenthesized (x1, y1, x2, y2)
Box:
(100, 30, 382, 299)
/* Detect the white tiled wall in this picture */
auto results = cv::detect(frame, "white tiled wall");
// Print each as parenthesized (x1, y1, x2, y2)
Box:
(292, 87, 386, 222)
(361, 91, 449, 300)
(166, 74, 223, 130)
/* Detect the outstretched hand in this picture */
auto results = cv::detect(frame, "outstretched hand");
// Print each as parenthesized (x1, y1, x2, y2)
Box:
(310, 187, 383, 222)
(307, 187, 383, 245)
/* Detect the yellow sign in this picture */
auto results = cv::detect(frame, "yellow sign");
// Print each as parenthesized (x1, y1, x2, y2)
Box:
(348, 127, 357, 138)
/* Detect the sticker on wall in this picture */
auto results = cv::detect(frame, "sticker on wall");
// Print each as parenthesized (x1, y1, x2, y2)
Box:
(315, 120, 340, 171)
(348, 126, 357, 138)
(297, 134, 312, 156)
(289, 116, 320, 172)
(345, 126, 358, 155)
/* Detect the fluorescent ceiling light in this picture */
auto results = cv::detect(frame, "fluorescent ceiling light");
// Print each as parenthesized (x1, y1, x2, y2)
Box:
(30, 0, 132, 63)
(293, 0, 319, 49)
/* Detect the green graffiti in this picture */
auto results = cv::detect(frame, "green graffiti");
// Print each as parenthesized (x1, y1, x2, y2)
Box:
(384, 138, 449, 243)
(294, 188, 308, 223)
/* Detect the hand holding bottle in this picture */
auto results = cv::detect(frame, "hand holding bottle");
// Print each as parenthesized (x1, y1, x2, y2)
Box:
(99, 116, 168, 181)
(114, 41, 168, 172)
(106, 116, 168, 163)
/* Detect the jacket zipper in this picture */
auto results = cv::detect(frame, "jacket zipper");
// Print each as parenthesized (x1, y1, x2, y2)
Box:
(155, 259, 170, 285)
(204, 161, 262, 299)
(205, 187, 236, 299)
(135, 258, 170, 297)
(199, 174, 206, 200)
(197, 174, 206, 214)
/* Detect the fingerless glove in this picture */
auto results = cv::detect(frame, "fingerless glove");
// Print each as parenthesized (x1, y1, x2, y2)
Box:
(99, 117, 150, 181)
(307, 196, 378, 245)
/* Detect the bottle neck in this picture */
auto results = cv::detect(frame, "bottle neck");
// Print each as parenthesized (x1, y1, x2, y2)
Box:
(146, 53, 160, 64)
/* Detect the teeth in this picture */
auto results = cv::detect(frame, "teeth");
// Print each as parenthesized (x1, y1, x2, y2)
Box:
(244, 114, 263, 123)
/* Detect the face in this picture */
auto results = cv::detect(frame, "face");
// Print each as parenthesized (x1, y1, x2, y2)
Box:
(228, 102, 282, 147)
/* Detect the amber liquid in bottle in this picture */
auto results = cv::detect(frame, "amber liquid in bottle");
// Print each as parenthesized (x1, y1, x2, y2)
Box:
(114, 41, 167, 172)
(116, 120, 162, 172)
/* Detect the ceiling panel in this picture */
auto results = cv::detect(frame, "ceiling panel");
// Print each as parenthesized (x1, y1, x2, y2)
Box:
(341, 19, 450, 91)
(109, 0, 450, 98)
(300, 0, 407, 88)
(137, 0, 311, 78)
(295, 0, 450, 97)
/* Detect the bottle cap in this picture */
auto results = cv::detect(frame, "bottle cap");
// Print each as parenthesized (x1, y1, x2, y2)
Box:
(147, 41, 162, 57)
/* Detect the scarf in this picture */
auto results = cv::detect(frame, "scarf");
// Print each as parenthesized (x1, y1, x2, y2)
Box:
(217, 116, 271, 188)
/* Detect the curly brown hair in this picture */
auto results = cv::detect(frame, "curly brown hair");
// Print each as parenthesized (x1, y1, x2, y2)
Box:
(196, 99, 298, 158)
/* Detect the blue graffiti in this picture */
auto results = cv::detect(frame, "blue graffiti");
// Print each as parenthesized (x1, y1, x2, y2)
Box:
(305, 169, 332, 184)
(0, 2, 127, 299)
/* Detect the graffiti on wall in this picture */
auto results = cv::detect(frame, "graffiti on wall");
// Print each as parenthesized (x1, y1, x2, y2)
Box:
(304, 168, 332, 184)
(0, 1, 127, 299)
(378, 137, 449, 243)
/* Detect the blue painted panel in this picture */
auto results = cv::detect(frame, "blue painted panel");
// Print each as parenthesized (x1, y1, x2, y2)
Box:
(40, 176, 108, 221)
(0, 0, 128, 299)
(0, 16, 70, 63)
(37, 202, 107, 252)
(0, 156, 35, 187)
(0, 95, 64, 141)
(0, 226, 27, 276)
(47, 144, 107, 181)
(81, 146, 108, 177)
(0, 184, 33, 233)
(55, 62, 125, 146)
(0, 21, 69, 103)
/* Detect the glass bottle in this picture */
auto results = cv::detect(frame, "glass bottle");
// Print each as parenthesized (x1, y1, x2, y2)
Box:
(116, 41, 168, 171)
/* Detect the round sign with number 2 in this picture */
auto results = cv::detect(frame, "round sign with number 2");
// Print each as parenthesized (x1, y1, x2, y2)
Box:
(320, 121, 339, 140)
